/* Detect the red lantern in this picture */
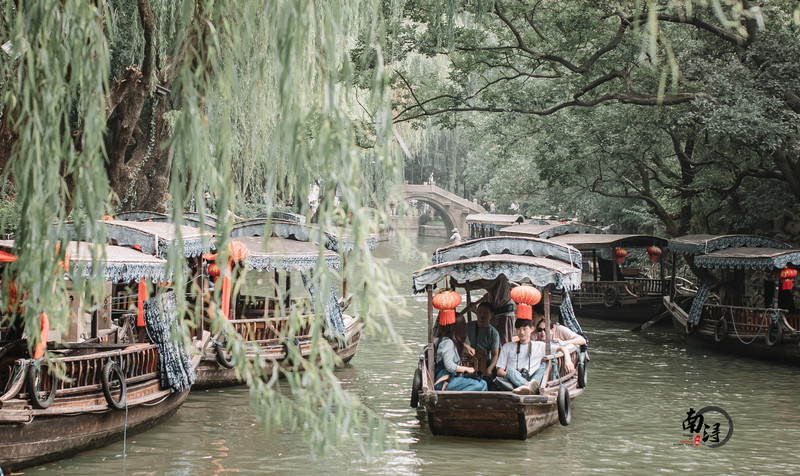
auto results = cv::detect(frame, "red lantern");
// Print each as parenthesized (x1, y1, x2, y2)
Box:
(208, 262, 221, 278)
(510, 285, 542, 321)
(614, 248, 628, 265)
(432, 289, 462, 326)
(780, 267, 798, 290)
(646, 246, 662, 263)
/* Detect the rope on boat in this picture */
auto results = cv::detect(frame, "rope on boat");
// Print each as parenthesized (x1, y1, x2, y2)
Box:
(729, 307, 771, 345)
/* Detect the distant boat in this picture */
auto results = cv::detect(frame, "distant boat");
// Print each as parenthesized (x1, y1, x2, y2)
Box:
(411, 236, 587, 439)
(0, 240, 209, 472)
(500, 223, 669, 322)
(664, 234, 800, 361)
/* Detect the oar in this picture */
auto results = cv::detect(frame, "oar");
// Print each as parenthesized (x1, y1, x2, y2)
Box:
(631, 309, 670, 333)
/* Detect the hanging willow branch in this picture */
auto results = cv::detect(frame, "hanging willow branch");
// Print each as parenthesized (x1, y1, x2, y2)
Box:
(0, 0, 400, 456)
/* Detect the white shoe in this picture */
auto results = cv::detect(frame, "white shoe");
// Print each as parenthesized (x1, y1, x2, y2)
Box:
(512, 385, 532, 395)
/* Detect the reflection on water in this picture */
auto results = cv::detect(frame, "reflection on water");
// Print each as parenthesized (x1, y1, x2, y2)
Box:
(25, 231, 800, 474)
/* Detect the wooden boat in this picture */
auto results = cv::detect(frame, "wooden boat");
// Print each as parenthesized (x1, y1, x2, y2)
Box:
(664, 234, 800, 361)
(500, 224, 668, 321)
(0, 241, 209, 472)
(465, 213, 525, 239)
(411, 236, 587, 439)
(193, 220, 364, 389)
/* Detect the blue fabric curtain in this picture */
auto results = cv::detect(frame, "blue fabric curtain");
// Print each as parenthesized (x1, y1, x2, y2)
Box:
(144, 291, 196, 392)
(300, 274, 346, 341)
(687, 281, 710, 326)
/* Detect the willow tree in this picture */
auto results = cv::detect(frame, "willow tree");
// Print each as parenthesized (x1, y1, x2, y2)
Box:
(0, 0, 400, 453)
(370, 0, 800, 237)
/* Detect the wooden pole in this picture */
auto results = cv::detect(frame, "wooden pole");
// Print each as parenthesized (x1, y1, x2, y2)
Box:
(544, 286, 551, 356)
(427, 285, 435, 385)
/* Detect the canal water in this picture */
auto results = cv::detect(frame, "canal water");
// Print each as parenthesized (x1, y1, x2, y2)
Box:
(24, 231, 800, 474)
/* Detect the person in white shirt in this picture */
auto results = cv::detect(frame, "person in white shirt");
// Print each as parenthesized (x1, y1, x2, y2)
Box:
(449, 228, 462, 245)
(495, 315, 574, 394)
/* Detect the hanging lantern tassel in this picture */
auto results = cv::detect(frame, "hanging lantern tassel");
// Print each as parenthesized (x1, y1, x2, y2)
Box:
(780, 267, 797, 290)
(510, 285, 542, 321)
(647, 246, 662, 263)
(137, 278, 147, 327)
(615, 248, 628, 265)
(34, 312, 49, 359)
(432, 289, 462, 326)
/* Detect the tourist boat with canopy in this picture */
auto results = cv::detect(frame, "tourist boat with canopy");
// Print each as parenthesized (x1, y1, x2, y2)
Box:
(0, 240, 208, 472)
(501, 224, 669, 321)
(194, 219, 364, 388)
(465, 214, 525, 239)
(664, 234, 800, 361)
(410, 236, 587, 439)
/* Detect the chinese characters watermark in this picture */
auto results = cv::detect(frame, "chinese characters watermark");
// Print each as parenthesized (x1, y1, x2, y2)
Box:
(678, 406, 733, 448)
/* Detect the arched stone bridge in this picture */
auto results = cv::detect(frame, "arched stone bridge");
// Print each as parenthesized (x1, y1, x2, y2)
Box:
(391, 182, 487, 235)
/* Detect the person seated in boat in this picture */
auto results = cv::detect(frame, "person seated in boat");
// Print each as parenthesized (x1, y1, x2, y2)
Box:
(463, 302, 500, 376)
(532, 312, 587, 347)
(433, 312, 488, 392)
(451, 275, 515, 346)
(495, 314, 574, 395)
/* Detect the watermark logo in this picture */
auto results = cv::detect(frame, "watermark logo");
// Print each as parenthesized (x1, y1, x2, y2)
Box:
(678, 406, 733, 448)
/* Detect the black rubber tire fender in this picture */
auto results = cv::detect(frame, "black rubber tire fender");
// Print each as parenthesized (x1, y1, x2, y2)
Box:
(214, 333, 236, 369)
(766, 321, 783, 347)
(603, 287, 620, 308)
(714, 318, 728, 343)
(27, 361, 57, 410)
(410, 367, 423, 408)
(557, 385, 571, 426)
(102, 360, 127, 410)
(577, 360, 587, 389)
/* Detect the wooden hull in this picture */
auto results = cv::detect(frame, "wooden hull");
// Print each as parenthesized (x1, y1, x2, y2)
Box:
(194, 320, 364, 389)
(0, 334, 208, 472)
(420, 380, 583, 439)
(551, 294, 665, 322)
(665, 296, 800, 363)
(0, 385, 187, 471)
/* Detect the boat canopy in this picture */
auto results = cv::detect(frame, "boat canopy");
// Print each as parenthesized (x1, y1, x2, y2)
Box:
(234, 236, 340, 272)
(432, 236, 582, 270)
(67, 241, 169, 283)
(231, 219, 376, 253)
(667, 234, 790, 256)
(0, 240, 168, 283)
(549, 233, 667, 250)
(84, 220, 214, 259)
(465, 214, 525, 226)
(693, 247, 800, 271)
(499, 222, 605, 239)
(412, 254, 582, 294)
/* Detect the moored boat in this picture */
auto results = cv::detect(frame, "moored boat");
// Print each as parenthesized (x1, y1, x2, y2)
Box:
(465, 213, 525, 239)
(411, 236, 587, 439)
(0, 241, 208, 472)
(194, 219, 364, 388)
(664, 234, 800, 361)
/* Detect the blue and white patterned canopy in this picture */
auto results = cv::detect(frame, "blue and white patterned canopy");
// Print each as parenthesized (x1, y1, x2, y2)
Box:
(432, 236, 582, 270)
(412, 254, 582, 293)
(667, 234, 790, 256)
(693, 247, 800, 271)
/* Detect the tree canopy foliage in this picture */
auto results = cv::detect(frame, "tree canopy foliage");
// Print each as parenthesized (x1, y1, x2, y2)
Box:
(375, 0, 800, 239)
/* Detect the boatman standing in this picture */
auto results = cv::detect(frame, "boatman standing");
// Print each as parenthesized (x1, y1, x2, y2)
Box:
(450, 228, 462, 245)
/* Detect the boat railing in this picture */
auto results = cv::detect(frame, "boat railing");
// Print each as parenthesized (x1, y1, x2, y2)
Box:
(235, 295, 312, 318)
(703, 304, 797, 333)
(227, 316, 314, 342)
(2, 343, 159, 403)
(582, 279, 665, 297)
(542, 347, 578, 389)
